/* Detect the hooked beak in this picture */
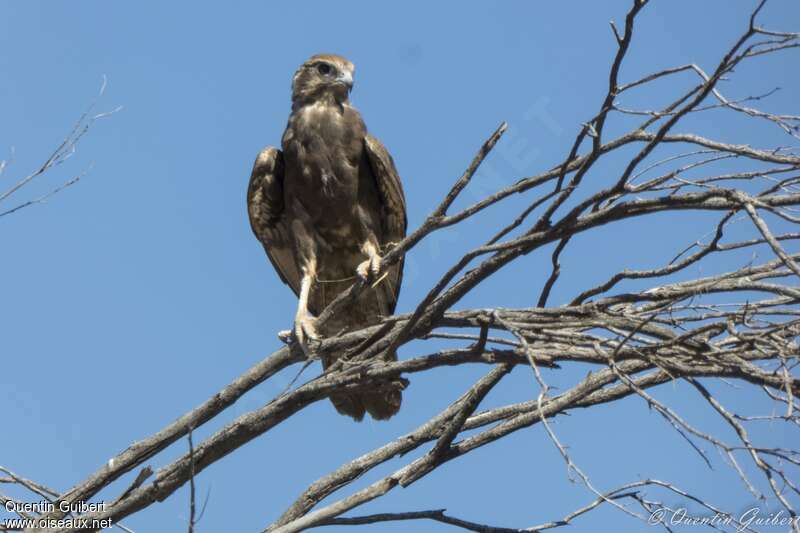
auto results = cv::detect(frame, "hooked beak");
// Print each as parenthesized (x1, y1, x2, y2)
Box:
(336, 70, 353, 92)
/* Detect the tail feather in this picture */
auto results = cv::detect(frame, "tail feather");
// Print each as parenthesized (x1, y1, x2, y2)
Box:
(314, 263, 405, 421)
(363, 387, 402, 420)
(329, 392, 367, 421)
(321, 343, 403, 422)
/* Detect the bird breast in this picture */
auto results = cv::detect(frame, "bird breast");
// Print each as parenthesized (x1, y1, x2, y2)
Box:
(281, 101, 367, 241)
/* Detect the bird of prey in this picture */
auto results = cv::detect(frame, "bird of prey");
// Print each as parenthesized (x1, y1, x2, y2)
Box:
(247, 54, 407, 421)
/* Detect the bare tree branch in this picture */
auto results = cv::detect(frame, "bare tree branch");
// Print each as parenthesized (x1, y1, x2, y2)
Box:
(9, 1, 800, 532)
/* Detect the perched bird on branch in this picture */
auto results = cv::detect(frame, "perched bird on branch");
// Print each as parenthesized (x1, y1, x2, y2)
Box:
(247, 54, 407, 421)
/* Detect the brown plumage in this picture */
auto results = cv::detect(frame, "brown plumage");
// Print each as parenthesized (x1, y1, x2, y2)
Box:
(247, 54, 407, 421)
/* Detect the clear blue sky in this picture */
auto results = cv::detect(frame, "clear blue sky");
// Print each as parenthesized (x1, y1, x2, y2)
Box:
(2, 1, 798, 531)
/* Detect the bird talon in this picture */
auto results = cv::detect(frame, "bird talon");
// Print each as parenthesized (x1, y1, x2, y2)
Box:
(278, 329, 293, 344)
(294, 314, 319, 357)
(356, 255, 382, 282)
(356, 260, 370, 281)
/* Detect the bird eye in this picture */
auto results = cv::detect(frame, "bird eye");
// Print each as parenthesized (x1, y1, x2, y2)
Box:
(317, 63, 333, 76)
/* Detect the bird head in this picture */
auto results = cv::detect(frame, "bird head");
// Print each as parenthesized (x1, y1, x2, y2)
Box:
(291, 54, 355, 107)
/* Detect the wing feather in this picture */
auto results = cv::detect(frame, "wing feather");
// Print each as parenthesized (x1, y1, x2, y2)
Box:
(363, 135, 407, 313)
(246, 147, 301, 296)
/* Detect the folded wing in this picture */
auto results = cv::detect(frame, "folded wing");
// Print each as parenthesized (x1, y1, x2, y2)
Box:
(246, 147, 302, 296)
(363, 134, 407, 313)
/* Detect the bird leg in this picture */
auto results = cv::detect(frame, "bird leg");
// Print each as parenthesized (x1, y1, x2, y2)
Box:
(295, 265, 320, 355)
(278, 259, 319, 357)
(356, 240, 382, 282)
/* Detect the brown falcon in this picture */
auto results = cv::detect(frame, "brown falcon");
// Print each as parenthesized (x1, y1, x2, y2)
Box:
(247, 54, 407, 421)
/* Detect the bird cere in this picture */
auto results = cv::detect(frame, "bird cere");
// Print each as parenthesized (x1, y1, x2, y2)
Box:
(247, 54, 407, 421)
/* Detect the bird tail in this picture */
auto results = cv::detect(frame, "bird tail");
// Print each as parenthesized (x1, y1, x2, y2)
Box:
(321, 349, 403, 421)
(317, 276, 404, 421)
(362, 383, 402, 420)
